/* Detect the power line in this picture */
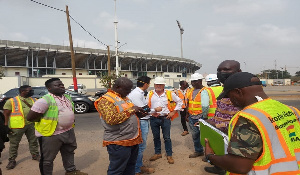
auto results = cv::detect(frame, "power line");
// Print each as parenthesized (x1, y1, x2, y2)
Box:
(29, 0, 107, 46)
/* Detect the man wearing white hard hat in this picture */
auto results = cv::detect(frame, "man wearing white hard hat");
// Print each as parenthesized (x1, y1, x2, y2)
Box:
(146, 77, 183, 164)
(204, 74, 223, 119)
(185, 73, 208, 158)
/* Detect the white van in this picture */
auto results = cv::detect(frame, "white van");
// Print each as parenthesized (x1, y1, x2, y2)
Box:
(67, 84, 87, 95)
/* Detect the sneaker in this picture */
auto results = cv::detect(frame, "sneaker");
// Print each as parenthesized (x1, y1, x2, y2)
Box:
(181, 131, 189, 136)
(189, 152, 204, 158)
(149, 154, 162, 161)
(32, 154, 40, 161)
(204, 166, 226, 175)
(6, 160, 16, 170)
(65, 170, 88, 175)
(167, 156, 174, 164)
(140, 166, 155, 174)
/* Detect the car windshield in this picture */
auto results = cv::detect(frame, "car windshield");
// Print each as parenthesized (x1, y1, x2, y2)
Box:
(68, 85, 83, 89)
(65, 90, 79, 95)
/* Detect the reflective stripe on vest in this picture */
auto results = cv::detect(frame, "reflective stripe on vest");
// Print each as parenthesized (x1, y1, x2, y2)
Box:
(10, 96, 35, 129)
(102, 92, 133, 113)
(206, 86, 223, 118)
(228, 99, 300, 175)
(148, 90, 179, 121)
(188, 87, 205, 115)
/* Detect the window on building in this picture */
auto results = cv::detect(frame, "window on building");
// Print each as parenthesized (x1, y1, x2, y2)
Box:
(164, 75, 170, 77)
(177, 74, 182, 77)
(62, 73, 66, 75)
(79, 73, 82, 75)
(153, 75, 155, 78)
(15, 72, 20, 76)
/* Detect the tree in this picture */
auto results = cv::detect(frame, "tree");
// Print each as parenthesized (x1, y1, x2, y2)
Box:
(295, 71, 300, 77)
(0, 66, 4, 79)
(262, 69, 291, 79)
(99, 73, 120, 89)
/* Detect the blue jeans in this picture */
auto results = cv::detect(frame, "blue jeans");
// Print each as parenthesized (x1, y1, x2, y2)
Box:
(107, 144, 139, 175)
(150, 117, 172, 156)
(188, 116, 203, 153)
(135, 120, 150, 173)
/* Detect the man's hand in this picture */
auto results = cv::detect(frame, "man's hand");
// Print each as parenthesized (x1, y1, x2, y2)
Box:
(4, 125, 12, 134)
(205, 138, 215, 155)
(185, 114, 189, 122)
(131, 106, 144, 113)
(167, 110, 177, 119)
(207, 120, 216, 127)
(154, 106, 163, 112)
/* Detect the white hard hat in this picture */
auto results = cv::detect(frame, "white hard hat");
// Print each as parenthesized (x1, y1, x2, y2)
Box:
(205, 74, 218, 82)
(190, 73, 204, 81)
(154, 77, 166, 84)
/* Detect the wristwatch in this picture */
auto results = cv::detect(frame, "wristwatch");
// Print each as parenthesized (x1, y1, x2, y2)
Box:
(205, 153, 215, 165)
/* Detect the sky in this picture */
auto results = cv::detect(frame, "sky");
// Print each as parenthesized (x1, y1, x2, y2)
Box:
(1, 0, 300, 75)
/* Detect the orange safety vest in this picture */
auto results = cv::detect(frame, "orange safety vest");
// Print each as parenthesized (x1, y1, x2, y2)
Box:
(187, 87, 205, 115)
(174, 88, 189, 109)
(94, 91, 141, 146)
(206, 86, 223, 118)
(9, 96, 36, 129)
(148, 90, 179, 121)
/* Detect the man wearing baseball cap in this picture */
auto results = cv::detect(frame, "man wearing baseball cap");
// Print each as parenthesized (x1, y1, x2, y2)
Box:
(204, 72, 300, 174)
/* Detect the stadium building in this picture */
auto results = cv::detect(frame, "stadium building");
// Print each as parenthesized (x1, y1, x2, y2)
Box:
(0, 39, 201, 91)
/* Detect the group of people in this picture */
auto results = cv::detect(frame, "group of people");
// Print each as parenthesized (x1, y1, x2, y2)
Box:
(0, 59, 299, 175)
(95, 59, 300, 175)
(0, 78, 87, 175)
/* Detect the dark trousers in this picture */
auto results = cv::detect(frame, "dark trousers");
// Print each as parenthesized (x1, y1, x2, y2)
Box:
(180, 110, 188, 131)
(150, 117, 172, 156)
(38, 129, 77, 175)
(107, 144, 139, 175)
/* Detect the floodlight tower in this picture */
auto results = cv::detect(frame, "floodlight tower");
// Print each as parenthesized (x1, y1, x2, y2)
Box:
(114, 0, 119, 75)
(176, 20, 184, 58)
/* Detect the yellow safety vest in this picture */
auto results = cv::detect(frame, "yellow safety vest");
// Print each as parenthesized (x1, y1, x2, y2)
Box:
(35, 94, 74, 136)
(206, 86, 223, 118)
(148, 90, 179, 121)
(9, 96, 36, 129)
(187, 87, 205, 115)
(227, 98, 300, 175)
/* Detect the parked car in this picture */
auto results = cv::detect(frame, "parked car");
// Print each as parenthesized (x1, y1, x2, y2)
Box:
(0, 87, 95, 114)
(67, 84, 87, 95)
(94, 89, 107, 98)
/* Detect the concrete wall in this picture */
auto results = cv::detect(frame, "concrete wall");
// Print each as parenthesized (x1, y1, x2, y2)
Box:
(55, 69, 89, 75)
(0, 77, 20, 95)
(4, 67, 28, 77)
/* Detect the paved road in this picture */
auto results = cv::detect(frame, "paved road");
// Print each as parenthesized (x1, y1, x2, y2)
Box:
(1, 99, 300, 175)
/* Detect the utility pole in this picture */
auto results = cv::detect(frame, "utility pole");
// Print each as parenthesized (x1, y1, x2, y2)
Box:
(107, 46, 111, 76)
(66, 5, 78, 92)
(114, 0, 119, 76)
(176, 20, 184, 58)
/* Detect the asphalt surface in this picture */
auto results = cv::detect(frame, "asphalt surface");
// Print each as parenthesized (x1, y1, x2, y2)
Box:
(1, 88, 300, 174)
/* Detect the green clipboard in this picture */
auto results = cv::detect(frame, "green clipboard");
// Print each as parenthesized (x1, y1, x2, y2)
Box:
(199, 119, 229, 155)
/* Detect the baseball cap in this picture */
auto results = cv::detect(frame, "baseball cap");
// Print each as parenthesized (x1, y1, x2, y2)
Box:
(217, 72, 262, 100)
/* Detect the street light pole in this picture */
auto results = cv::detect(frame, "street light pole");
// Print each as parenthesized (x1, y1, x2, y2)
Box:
(176, 20, 184, 58)
(114, 0, 119, 76)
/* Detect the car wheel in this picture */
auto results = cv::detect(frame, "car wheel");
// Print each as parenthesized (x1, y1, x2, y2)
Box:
(74, 102, 89, 114)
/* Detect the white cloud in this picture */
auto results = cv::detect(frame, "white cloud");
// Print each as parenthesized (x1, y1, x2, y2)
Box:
(8, 32, 28, 41)
(256, 24, 300, 45)
(199, 23, 246, 48)
(93, 11, 138, 31)
(214, 0, 286, 15)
